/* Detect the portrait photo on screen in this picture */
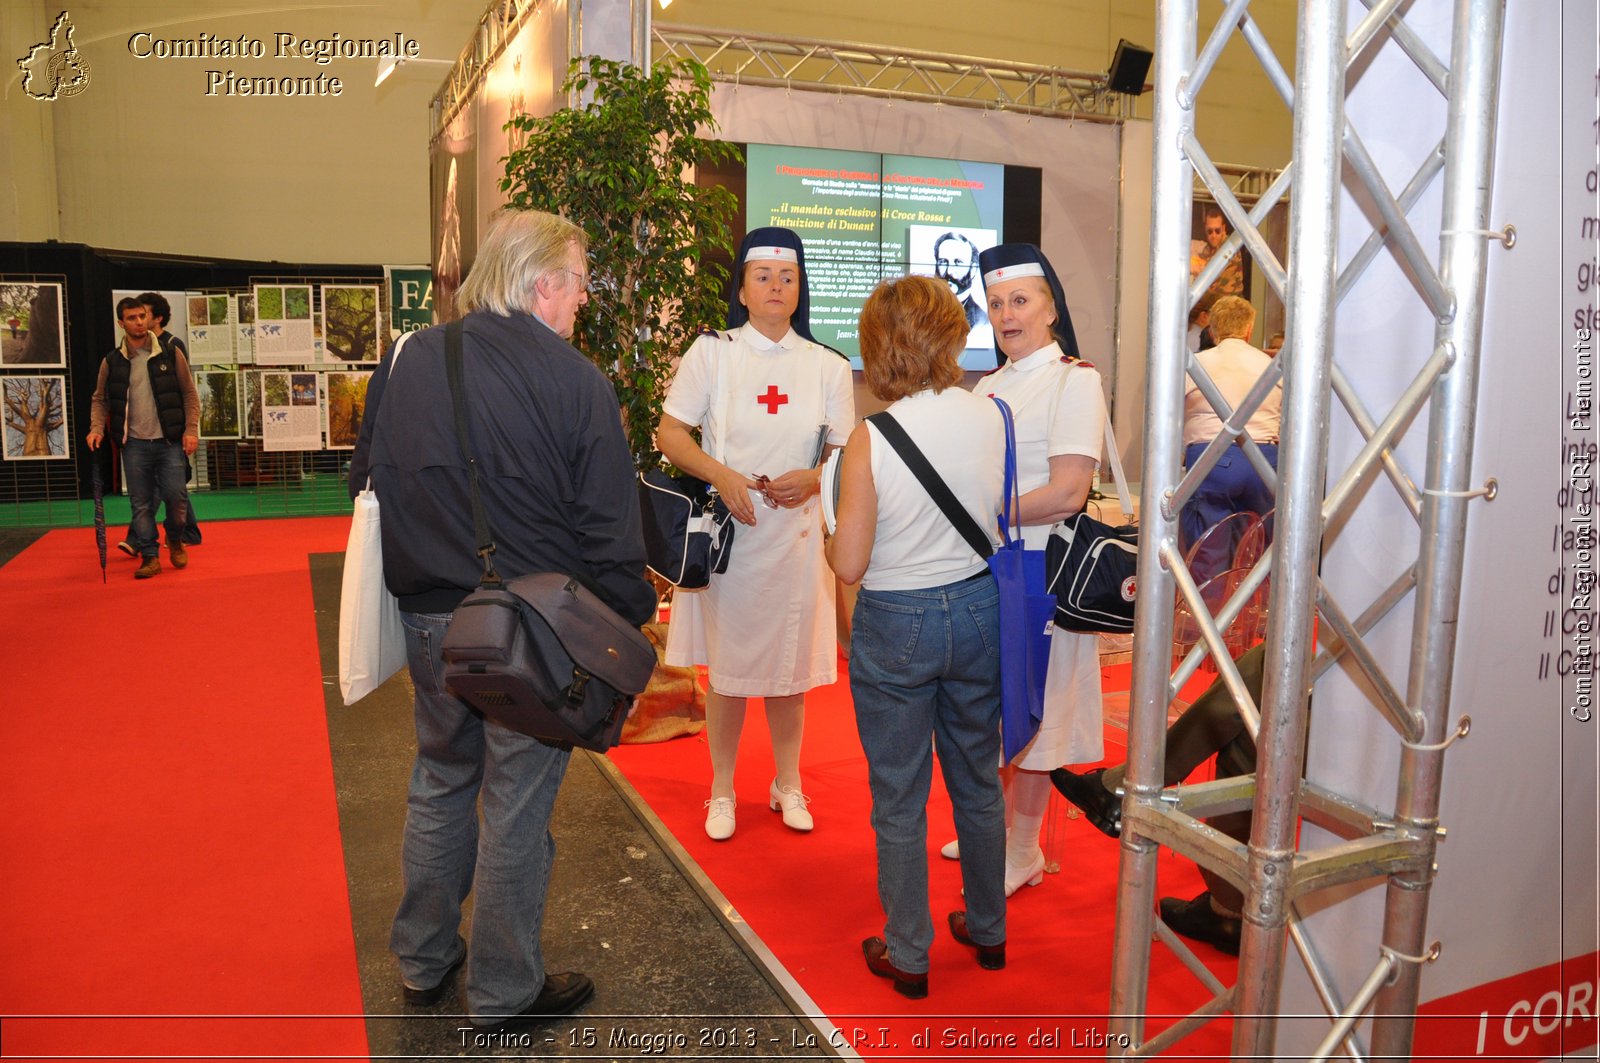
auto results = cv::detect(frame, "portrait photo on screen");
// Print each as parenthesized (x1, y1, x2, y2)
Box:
(906, 224, 997, 354)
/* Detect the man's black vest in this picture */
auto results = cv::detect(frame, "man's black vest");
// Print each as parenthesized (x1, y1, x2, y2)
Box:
(105, 333, 187, 443)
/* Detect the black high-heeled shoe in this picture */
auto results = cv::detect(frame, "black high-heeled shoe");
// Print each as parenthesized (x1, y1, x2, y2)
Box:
(861, 937, 928, 998)
(947, 912, 1006, 970)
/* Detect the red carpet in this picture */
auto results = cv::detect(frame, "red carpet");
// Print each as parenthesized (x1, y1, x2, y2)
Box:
(609, 659, 1239, 1058)
(0, 519, 368, 1060)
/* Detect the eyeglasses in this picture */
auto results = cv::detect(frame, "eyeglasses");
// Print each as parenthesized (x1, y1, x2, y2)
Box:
(563, 268, 592, 292)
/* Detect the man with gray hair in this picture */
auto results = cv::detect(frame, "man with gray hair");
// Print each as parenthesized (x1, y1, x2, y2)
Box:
(350, 209, 655, 1032)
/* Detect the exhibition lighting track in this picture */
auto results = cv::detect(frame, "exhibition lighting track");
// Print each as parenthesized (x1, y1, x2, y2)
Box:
(1114, 0, 1505, 1058)
(651, 24, 1129, 121)
(430, 0, 542, 144)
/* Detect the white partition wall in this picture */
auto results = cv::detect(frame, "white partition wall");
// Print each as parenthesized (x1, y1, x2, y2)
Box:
(1280, 4, 1599, 1058)
(1113, 1, 1598, 1058)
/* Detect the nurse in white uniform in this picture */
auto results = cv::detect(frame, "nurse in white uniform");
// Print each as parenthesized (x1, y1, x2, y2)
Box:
(657, 227, 856, 841)
(964, 242, 1108, 895)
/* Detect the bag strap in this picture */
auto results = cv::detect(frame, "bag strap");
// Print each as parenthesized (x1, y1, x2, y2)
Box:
(866, 409, 994, 560)
(993, 396, 1022, 547)
(1098, 405, 1133, 516)
(444, 320, 501, 585)
(362, 332, 411, 494)
(1065, 361, 1135, 517)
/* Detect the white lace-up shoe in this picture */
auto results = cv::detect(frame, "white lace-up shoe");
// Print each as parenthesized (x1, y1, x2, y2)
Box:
(704, 797, 736, 840)
(768, 779, 814, 832)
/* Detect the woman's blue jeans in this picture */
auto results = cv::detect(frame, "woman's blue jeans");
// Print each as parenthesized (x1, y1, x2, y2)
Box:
(849, 573, 1006, 974)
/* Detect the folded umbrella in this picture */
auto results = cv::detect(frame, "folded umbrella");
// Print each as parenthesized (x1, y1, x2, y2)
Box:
(91, 457, 107, 583)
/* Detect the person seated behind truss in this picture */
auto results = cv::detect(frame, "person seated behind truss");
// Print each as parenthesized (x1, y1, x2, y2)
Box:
(1050, 643, 1266, 956)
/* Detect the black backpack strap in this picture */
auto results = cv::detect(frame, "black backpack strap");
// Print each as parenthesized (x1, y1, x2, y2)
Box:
(866, 410, 993, 560)
(444, 320, 501, 584)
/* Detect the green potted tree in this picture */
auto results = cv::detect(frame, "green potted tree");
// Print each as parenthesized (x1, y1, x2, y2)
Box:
(500, 56, 742, 466)
(501, 56, 741, 741)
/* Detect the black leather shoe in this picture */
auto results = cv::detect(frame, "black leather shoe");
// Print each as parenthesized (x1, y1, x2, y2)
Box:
(1159, 891, 1242, 956)
(1050, 767, 1122, 838)
(947, 912, 1005, 970)
(861, 937, 928, 999)
(401, 951, 465, 1007)
(473, 972, 596, 1033)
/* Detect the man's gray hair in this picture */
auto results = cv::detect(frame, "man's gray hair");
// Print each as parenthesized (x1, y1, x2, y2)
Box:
(457, 209, 587, 316)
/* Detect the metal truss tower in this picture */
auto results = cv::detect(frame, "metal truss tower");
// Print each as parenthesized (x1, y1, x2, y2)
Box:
(1112, 0, 1506, 1058)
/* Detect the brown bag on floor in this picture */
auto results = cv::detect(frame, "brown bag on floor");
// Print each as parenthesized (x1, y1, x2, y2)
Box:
(620, 623, 706, 744)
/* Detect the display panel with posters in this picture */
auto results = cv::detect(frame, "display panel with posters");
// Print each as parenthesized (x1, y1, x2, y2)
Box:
(743, 144, 1007, 369)
(196, 371, 241, 439)
(253, 284, 316, 364)
(2, 283, 66, 367)
(321, 285, 380, 363)
(261, 370, 324, 451)
(2, 375, 69, 460)
(324, 370, 372, 450)
(235, 293, 256, 364)
(187, 294, 236, 364)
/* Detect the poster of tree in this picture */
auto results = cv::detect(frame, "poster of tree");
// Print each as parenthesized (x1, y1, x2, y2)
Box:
(186, 293, 235, 364)
(325, 370, 372, 449)
(261, 370, 323, 451)
(235, 294, 256, 365)
(1, 283, 65, 367)
(322, 285, 380, 363)
(252, 284, 315, 364)
(243, 371, 264, 437)
(197, 371, 241, 439)
(2, 375, 69, 460)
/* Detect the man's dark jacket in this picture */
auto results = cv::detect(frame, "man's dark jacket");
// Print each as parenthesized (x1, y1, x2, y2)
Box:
(349, 310, 655, 624)
(102, 332, 189, 443)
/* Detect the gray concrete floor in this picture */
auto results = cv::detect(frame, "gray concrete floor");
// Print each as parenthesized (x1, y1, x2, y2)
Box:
(308, 553, 841, 1060)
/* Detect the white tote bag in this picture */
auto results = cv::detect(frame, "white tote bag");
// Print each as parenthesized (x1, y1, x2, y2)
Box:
(337, 334, 410, 704)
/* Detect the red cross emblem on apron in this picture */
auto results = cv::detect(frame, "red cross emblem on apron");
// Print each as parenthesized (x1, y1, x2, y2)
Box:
(757, 385, 789, 414)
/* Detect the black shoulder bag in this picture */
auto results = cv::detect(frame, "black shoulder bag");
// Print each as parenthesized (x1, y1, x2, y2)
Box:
(436, 320, 656, 751)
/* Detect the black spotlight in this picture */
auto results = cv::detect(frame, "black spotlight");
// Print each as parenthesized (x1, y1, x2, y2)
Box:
(1107, 39, 1153, 95)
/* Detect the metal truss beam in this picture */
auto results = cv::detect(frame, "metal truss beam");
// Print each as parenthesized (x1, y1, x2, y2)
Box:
(429, 0, 544, 145)
(652, 23, 1131, 121)
(1111, 0, 1507, 1057)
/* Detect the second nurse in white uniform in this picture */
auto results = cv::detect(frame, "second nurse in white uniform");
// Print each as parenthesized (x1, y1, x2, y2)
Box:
(657, 227, 855, 841)
(966, 242, 1108, 895)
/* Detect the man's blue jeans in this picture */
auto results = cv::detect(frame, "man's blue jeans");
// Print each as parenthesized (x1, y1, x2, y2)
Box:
(122, 438, 189, 560)
(391, 609, 572, 1019)
(848, 573, 1006, 974)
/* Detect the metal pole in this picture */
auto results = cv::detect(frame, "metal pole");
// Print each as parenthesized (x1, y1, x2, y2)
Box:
(1369, 0, 1505, 1052)
(1107, 0, 1194, 1051)
(1230, 0, 1345, 1055)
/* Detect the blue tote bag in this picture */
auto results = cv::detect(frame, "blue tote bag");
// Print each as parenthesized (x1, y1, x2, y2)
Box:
(988, 398, 1055, 762)
(864, 398, 1054, 763)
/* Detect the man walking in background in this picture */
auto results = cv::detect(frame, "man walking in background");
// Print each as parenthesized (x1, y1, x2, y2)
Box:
(115, 292, 203, 556)
(86, 298, 199, 579)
